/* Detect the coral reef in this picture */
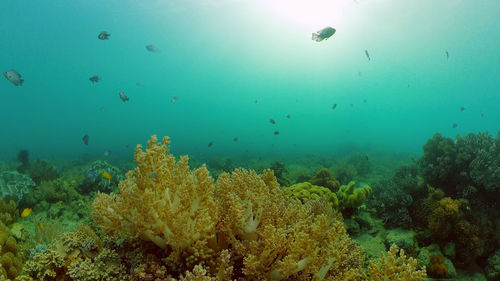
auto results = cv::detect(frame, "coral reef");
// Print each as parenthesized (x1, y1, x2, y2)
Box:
(0, 171, 35, 204)
(270, 161, 290, 186)
(330, 162, 358, 185)
(364, 244, 426, 280)
(91, 135, 426, 280)
(336, 181, 372, 217)
(16, 150, 29, 174)
(25, 159, 58, 185)
(0, 199, 18, 226)
(38, 178, 79, 203)
(0, 222, 23, 280)
(308, 168, 340, 192)
(284, 182, 339, 209)
(78, 160, 123, 194)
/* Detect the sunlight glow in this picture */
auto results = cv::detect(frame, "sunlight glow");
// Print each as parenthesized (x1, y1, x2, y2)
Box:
(264, 0, 356, 29)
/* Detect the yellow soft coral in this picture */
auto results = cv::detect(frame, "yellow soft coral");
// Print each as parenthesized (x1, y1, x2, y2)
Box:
(365, 244, 427, 281)
(93, 135, 218, 250)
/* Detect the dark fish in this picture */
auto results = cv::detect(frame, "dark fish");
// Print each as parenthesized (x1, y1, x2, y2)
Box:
(82, 134, 89, 145)
(286, 114, 291, 119)
(171, 96, 179, 104)
(125, 143, 130, 148)
(363, 99, 367, 103)
(350, 104, 354, 107)
(3, 70, 24, 86)
(452, 123, 458, 128)
(460, 106, 465, 111)
(146, 45, 159, 53)
(208, 141, 213, 147)
(233, 137, 238, 142)
(119, 91, 129, 102)
(274, 131, 279, 135)
(89, 75, 100, 83)
(98, 31, 110, 40)
(104, 150, 112, 156)
(136, 82, 142, 86)
(358, 71, 362, 76)
(445, 51, 449, 60)
(365, 155, 369, 161)
(269, 119, 276, 124)
(365, 50, 371, 61)
(312, 26, 336, 42)
(332, 104, 337, 110)
(407, 84, 410, 88)
(254, 99, 258, 104)
(480, 113, 484, 118)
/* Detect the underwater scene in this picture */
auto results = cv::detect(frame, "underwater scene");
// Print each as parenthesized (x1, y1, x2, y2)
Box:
(0, 0, 499, 280)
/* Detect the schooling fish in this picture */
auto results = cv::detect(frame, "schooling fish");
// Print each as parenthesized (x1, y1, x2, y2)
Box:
(82, 134, 89, 145)
(364, 50, 371, 61)
(274, 131, 280, 135)
(208, 141, 213, 147)
(119, 91, 129, 102)
(233, 137, 238, 142)
(312, 26, 336, 42)
(269, 119, 276, 124)
(146, 45, 160, 53)
(3, 70, 24, 86)
(171, 96, 179, 104)
(460, 106, 465, 111)
(89, 75, 100, 83)
(98, 31, 110, 40)
(452, 123, 458, 128)
(332, 104, 337, 110)
(286, 114, 291, 119)
(445, 51, 449, 60)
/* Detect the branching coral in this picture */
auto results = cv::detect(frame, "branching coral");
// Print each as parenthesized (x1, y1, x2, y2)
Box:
(90, 135, 427, 280)
(365, 244, 426, 281)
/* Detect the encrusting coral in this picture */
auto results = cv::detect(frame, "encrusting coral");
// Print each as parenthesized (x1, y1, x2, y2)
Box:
(91, 135, 426, 280)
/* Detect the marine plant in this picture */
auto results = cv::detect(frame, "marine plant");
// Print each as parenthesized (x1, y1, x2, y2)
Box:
(91, 135, 426, 280)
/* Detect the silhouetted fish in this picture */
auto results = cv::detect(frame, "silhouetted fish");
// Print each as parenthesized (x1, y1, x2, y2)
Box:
(171, 96, 179, 104)
(89, 75, 100, 83)
(332, 104, 337, 110)
(480, 113, 484, 118)
(286, 114, 291, 119)
(233, 137, 238, 142)
(274, 131, 279, 135)
(82, 134, 89, 145)
(98, 31, 110, 40)
(452, 123, 458, 128)
(208, 141, 213, 147)
(365, 50, 371, 61)
(146, 45, 160, 53)
(312, 27, 336, 42)
(3, 70, 23, 86)
(269, 119, 276, 124)
(460, 106, 465, 111)
(119, 92, 129, 102)
(446, 51, 449, 60)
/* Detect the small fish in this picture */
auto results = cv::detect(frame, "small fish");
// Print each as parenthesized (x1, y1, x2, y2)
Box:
(21, 208, 32, 218)
(460, 106, 465, 111)
(233, 137, 238, 142)
(350, 104, 354, 107)
(171, 96, 179, 104)
(312, 26, 336, 42)
(119, 91, 129, 102)
(102, 172, 112, 180)
(363, 99, 367, 103)
(104, 150, 112, 156)
(125, 143, 130, 148)
(480, 113, 484, 118)
(89, 75, 100, 83)
(146, 45, 160, 53)
(269, 119, 276, 124)
(332, 104, 337, 110)
(38, 221, 44, 231)
(86, 170, 96, 179)
(445, 51, 449, 60)
(254, 99, 258, 104)
(98, 31, 110, 40)
(136, 82, 142, 86)
(286, 114, 291, 119)
(152, 172, 157, 178)
(100, 107, 105, 113)
(365, 155, 369, 161)
(407, 84, 410, 88)
(274, 131, 280, 135)
(452, 123, 458, 128)
(358, 71, 362, 76)
(364, 50, 371, 61)
(82, 134, 89, 145)
(208, 141, 213, 147)
(3, 70, 24, 86)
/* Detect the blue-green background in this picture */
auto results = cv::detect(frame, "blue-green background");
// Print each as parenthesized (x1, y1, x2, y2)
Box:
(1, 0, 498, 162)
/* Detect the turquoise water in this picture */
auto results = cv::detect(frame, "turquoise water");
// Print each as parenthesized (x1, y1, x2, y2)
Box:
(1, 0, 499, 160)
